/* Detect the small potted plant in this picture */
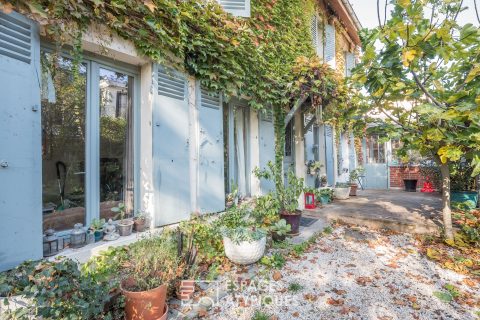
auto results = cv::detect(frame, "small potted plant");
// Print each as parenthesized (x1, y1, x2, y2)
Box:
(89, 218, 106, 242)
(317, 188, 334, 204)
(221, 226, 267, 265)
(348, 167, 364, 196)
(111, 203, 134, 236)
(134, 211, 148, 233)
(334, 182, 351, 200)
(120, 233, 180, 320)
(270, 219, 291, 242)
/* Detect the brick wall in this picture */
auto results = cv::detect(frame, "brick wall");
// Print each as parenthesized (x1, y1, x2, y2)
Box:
(389, 165, 427, 189)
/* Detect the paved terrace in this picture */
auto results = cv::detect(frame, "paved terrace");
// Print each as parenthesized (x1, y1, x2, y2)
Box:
(303, 189, 442, 235)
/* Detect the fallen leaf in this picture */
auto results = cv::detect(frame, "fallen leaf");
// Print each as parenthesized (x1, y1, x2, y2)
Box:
(356, 277, 372, 286)
(333, 288, 347, 295)
(272, 271, 282, 281)
(198, 309, 208, 318)
(304, 293, 318, 302)
(340, 306, 360, 314)
(292, 311, 299, 317)
(462, 278, 477, 288)
(327, 297, 345, 306)
(345, 263, 356, 268)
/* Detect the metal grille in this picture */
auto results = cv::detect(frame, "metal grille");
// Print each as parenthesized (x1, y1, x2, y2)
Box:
(310, 15, 318, 49)
(200, 89, 220, 109)
(0, 12, 31, 64)
(325, 24, 336, 67)
(219, 0, 246, 10)
(157, 66, 186, 100)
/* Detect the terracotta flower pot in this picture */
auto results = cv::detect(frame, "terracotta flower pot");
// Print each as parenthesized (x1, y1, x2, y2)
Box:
(349, 184, 358, 196)
(134, 219, 146, 232)
(280, 210, 302, 236)
(176, 280, 195, 301)
(121, 280, 167, 320)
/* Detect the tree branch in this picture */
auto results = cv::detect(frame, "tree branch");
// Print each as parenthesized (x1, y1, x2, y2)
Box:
(410, 70, 444, 107)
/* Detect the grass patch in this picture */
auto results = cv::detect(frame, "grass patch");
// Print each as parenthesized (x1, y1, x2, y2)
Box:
(288, 282, 304, 292)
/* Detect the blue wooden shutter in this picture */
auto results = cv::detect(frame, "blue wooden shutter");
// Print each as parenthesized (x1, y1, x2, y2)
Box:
(258, 108, 275, 193)
(345, 52, 355, 77)
(218, 0, 250, 17)
(197, 86, 225, 213)
(152, 65, 191, 226)
(0, 11, 42, 271)
(325, 24, 336, 68)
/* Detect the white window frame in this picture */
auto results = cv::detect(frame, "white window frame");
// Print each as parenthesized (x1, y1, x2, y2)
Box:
(218, 0, 251, 17)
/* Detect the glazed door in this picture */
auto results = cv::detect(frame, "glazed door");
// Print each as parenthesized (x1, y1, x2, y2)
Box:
(363, 135, 388, 189)
(258, 108, 275, 193)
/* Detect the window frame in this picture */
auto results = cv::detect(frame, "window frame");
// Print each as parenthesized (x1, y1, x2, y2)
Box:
(40, 45, 140, 236)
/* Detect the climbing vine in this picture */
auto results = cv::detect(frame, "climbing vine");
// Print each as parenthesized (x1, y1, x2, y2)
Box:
(2, 0, 360, 173)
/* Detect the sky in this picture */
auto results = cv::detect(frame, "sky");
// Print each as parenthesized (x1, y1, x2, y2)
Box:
(348, 0, 479, 29)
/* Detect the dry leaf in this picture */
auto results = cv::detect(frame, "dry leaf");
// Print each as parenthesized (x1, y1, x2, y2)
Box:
(333, 288, 347, 295)
(1, 3, 14, 13)
(292, 312, 300, 317)
(356, 277, 372, 286)
(340, 306, 360, 314)
(327, 297, 345, 306)
(143, 0, 156, 12)
(198, 309, 208, 318)
(272, 271, 282, 281)
(304, 293, 318, 302)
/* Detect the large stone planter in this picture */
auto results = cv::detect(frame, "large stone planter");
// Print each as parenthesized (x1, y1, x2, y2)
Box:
(334, 187, 351, 200)
(223, 236, 266, 265)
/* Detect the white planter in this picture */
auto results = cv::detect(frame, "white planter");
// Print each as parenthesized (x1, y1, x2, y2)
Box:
(334, 187, 351, 200)
(223, 236, 266, 265)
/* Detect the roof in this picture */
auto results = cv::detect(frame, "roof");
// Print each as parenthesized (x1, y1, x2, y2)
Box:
(326, 0, 362, 46)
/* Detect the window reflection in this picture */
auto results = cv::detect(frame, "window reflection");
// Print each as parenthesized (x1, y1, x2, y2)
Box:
(99, 68, 134, 220)
(41, 52, 87, 231)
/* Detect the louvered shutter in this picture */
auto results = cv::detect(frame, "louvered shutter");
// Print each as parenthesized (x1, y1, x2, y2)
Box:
(197, 86, 225, 212)
(218, 0, 250, 17)
(325, 24, 336, 68)
(258, 107, 275, 193)
(345, 52, 356, 77)
(152, 64, 191, 226)
(0, 11, 42, 271)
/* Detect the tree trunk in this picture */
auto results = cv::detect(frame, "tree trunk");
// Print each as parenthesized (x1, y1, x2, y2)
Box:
(439, 162, 454, 241)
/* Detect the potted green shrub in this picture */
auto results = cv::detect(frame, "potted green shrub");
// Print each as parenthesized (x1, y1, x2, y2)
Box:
(111, 203, 134, 236)
(334, 182, 351, 200)
(270, 219, 291, 242)
(120, 233, 180, 320)
(254, 162, 304, 236)
(317, 188, 334, 204)
(349, 167, 364, 196)
(89, 218, 106, 242)
(221, 226, 267, 265)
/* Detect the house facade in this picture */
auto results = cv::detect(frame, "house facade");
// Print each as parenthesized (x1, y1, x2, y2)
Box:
(0, 0, 361, 271)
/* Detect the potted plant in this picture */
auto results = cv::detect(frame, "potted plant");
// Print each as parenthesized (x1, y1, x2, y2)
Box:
(221, 226, 267, 265)
(120, 233, 180, 320)
(255, 162, 304, 236)
(270, 219, 291, 242)
(111, 203, 134, 236)
(89, 218, 106, 242)
(334, 182, 351, 200)
(348, 167, 364, 196)
(134, 211, 148, 232)
(317, 188, 334, 204)
(451, 161, 478, 209)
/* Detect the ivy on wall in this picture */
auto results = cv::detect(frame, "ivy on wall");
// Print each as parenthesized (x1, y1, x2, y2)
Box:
(2, 0, 361, 173)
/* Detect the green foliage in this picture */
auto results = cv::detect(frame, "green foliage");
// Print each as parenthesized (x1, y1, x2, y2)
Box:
(251, 193, 281, 228)
(270, 219, 291, 236)
(252, 310, 271, 320)
(287, 282, 304, 292)
(220, 226, 267, 244)
(89, 218, 106, 231)
(450, 161, 477, 192)
(215, 205, 251, 229)
(259, 253, 286, 269)
(323, 226, 333, 235)
(433, 290, 453, 303)
(254, 162, 304, 213)
(348, 166, 364, 183)
(1, 260, 113, 319)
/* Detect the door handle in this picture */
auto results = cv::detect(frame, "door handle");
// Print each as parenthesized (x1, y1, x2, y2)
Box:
(0, 161, 8, 168)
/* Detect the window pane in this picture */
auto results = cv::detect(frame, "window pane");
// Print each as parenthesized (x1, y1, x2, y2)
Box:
(99, 68, 134, 220)
(41, 53, 87, 231)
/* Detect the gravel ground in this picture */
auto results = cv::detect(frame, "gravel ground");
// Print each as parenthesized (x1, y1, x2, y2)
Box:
(193, 226, 479, 320)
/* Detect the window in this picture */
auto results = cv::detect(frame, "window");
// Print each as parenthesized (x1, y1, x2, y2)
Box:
(41, 53, 87, 231)
(366, 135, 386, 164)
(218, 0, 250, 17)
(311, 15, 324, 59)
(99, 68, 134, 220)
(325, 24, 336, 67)
(345, 52, 355, 77)
(41, 51, 137, 233)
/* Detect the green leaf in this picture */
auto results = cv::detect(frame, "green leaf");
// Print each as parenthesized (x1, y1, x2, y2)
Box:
(433, 291, 453, 302)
